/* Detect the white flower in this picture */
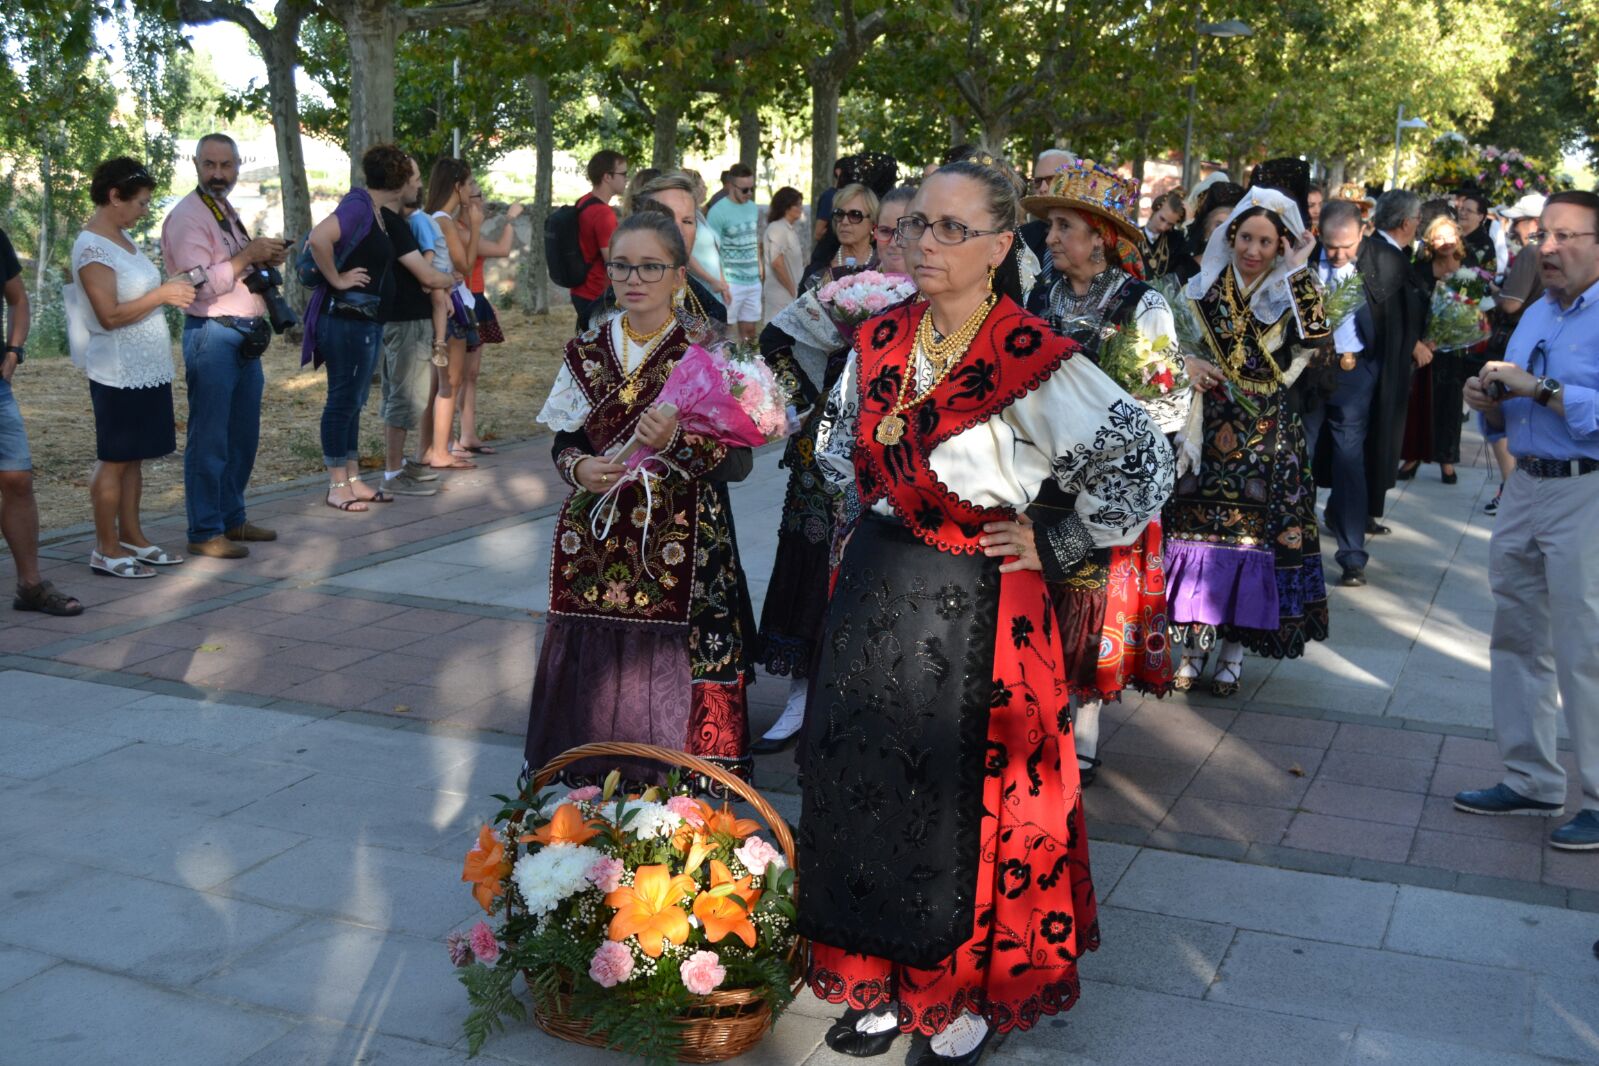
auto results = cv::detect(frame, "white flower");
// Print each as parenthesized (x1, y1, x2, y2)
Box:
(608, 800, 684, 840)
(513, 843, 604, 916)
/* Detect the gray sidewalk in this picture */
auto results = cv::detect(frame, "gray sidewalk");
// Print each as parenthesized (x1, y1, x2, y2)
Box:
(3, 667, 1598, 1065)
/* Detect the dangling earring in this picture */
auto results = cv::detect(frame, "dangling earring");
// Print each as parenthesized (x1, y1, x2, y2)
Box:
(1091, 245, 1106, 266)
(986, 264, 997, 289)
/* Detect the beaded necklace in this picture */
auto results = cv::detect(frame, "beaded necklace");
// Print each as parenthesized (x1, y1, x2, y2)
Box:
(873, 294, 996, 446)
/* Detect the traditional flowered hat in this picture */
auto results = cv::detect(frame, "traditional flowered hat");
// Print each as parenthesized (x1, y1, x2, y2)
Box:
(1332, 181, 1376, 212)
(1021, 159, 1143, 247)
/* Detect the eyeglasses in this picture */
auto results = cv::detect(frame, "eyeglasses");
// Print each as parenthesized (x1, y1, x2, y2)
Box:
(735, 184, 755, 194)
(832, 208, 869, 224)
(610, 170, 628, 179)
(605, 261, 671, 283)
(1534, 230, 1597, 247)
(895, 215, 1007, 245)
(873, 225, 898, 242)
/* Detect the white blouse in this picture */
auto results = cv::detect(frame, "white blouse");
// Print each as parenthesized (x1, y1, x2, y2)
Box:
(816, 337, 1174, 551)
(537, 314, 657, 432)
(71, 231, 174, 390)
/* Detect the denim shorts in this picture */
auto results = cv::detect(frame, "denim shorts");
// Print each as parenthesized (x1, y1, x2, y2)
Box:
(0, 379, 32, 471)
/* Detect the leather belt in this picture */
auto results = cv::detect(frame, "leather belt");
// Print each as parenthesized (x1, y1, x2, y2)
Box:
(184, 314, 264, 329)
(1516, 456, 1599, 478)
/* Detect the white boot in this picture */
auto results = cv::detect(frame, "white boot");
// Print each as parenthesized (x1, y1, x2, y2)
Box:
(753, 677, 808, 751)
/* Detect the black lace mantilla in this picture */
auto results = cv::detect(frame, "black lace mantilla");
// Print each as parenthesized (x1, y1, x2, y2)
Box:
(796, 515, 1000, 968)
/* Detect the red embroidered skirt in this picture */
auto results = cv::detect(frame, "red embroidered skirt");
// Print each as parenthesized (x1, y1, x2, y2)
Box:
(1090, 520, 1174, 701)
(806, 567, 1100, 1036)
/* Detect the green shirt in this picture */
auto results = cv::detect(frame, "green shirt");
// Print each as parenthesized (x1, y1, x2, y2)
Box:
(705, 198, 760, 286)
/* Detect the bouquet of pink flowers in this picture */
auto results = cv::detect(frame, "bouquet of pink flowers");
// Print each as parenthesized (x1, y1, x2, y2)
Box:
(611, 341, 789, 470)
(814, 270, 917, 342)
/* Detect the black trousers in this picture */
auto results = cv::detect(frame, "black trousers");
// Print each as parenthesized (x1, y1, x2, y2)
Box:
(1324, 356, 1381, 570)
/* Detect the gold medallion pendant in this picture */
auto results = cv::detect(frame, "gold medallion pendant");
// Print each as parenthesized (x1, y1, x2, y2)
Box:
(875, 413, 907, 446)
(618, 380, 641, 405)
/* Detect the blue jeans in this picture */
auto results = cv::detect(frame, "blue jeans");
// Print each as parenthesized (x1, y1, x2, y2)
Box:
(317, 314, 384, 468)
(182, 318, 264, 542)
(0, 378, 32, 471)
(1324, 355, 1380, 570)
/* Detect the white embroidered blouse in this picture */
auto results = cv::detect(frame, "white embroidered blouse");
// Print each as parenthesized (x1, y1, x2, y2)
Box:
(71, 231, 175, 390)
(816, 331, 1175, 563)
(537, 314, 660, 432)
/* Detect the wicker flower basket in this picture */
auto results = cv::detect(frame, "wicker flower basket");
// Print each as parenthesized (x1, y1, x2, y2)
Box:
(524, 742, 804, 1064)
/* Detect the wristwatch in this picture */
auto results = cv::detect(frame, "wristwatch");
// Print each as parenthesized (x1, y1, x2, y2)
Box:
(1535, 377, 1562, 407)
(2, 344, 22, 365)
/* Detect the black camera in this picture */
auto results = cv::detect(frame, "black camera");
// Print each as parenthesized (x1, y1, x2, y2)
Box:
(243, 266, 298, 334)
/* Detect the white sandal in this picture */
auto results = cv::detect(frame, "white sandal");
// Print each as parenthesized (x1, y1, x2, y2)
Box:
(120, 542, 184, 566)
(90, 550, 155, 579)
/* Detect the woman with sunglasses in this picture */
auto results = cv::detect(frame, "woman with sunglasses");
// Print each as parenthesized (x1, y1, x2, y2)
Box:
(748, 184, 887, 752)
(1164, 188, 1331, 696)
(525, 209, 755, 786)
(797, 161, 1172, 1065)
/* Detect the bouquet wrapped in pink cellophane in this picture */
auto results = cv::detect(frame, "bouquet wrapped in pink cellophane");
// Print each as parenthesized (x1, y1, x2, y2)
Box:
(612, 341, 789, 469)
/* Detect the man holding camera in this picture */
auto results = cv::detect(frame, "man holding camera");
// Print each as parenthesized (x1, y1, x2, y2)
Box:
(1455, 190, 1599, 852)
(160, 132, 289, 559)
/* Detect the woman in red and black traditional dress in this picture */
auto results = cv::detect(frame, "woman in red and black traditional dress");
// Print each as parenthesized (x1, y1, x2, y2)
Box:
(523, 209, 753, 785)
(796, 162, 1174, 1064)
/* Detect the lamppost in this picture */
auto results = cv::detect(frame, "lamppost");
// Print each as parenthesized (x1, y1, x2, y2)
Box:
(1391, 105, 1428, 189)
(1182, 18, 1254, 191)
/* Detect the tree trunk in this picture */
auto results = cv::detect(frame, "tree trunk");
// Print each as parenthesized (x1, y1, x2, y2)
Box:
(809, 70, 840, 240)
(1327, 155, 1348, 193)
(738, 102, 761, 173)
(35, 149, 52, 303)
(343, 0, 398, 185)
(260, 23, 312, 309)
(521, 72, 553, 316)
(651, 103, 680, 171)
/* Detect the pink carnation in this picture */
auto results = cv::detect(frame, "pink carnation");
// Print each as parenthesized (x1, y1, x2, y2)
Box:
(566, 785, 601, 802)
(589, 940, 635, 988)
(680, 949, 727, 995)
(666, 795, 704, 824)
(1515, 178, 1525, 190)
(863, 291, 889, 312)
(469, 920, 501, 964)
(446, 930, 472, 967)
(586, 855, 625, 893)
(734, 835, 786, 875)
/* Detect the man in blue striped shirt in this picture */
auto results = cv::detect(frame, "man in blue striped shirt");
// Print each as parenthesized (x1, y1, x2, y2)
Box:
(1455, 190, 1599, 852)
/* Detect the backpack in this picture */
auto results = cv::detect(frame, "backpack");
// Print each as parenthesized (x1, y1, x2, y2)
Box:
(545, 196, 606, 289)
(296, 200, 374, 289)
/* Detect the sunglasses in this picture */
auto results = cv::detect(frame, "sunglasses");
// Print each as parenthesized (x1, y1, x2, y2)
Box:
(735, 184, 755, 194)
(832, 209, 869, 224)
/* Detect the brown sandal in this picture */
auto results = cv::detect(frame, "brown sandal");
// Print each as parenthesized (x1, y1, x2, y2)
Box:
(13, 579, 85, 617)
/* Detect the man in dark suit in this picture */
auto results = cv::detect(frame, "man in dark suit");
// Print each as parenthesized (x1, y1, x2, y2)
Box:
(1317, 190, 1427, 585)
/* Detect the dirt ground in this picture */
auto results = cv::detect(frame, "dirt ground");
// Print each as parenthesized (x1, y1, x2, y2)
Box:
(12, 307, 576, 536)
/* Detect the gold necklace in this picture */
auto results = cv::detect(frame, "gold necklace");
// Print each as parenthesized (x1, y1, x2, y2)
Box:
(874, 295, 996, 446)
(616, 315, 672, 404)
(1216, 268, 1284, 392)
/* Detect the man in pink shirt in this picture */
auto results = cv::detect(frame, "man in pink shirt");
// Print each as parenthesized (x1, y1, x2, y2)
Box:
(160, 133, 287, 559)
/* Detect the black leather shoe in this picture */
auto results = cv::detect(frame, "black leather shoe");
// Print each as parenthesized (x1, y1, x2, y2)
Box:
(1366, 521, 1391, 535)
(1441, 469, 1458, 484)
(1396, 462, 1420, 480)
(1078, 755, 1101, 788)
(915, 1026, 997, 1065)
(830, 1026, 901, 1058)
(751, 731, 801, 755)
(1339, 566, 1367, 587)
(824, 1008, 868, 1050)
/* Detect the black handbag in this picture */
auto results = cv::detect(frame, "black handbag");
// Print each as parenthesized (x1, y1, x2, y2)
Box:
(327, 290, 383, 321)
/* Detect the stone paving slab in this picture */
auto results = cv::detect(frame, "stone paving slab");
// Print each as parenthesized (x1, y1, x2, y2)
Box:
(2, 671, 1594, 1064)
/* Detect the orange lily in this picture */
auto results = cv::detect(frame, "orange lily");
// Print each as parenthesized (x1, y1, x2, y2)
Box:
(692, 800, 762, 841)
(605, 864, 697, 957)
(692, 860, 761, 948)
(520, 802, 605, 848)
(461, 825, 511, 913)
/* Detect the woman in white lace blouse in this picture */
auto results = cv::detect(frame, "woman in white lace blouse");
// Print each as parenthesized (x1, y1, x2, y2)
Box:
(72, 157, 195, 578)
